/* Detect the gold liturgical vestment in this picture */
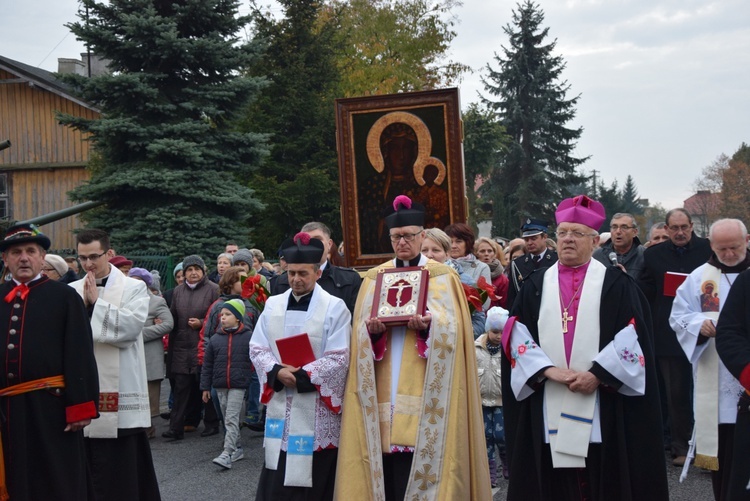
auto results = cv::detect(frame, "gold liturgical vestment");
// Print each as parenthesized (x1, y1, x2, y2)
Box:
(334, 260, 491, 500)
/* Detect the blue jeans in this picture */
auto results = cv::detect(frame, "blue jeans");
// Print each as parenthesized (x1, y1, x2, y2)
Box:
(471, 311, 487, 339)
(245, 370, 262, 424)
(483, 406, 505, 464)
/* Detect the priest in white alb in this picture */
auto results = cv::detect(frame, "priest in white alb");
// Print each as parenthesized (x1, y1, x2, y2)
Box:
(70, 228, 159, 501)
(250, 232, 351, 501)
(670, 218, 750, 499)
(500, 195, 668, 500)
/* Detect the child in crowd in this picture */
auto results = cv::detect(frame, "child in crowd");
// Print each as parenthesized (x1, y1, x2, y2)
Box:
(201, 299, 254, 469)
(475, 306, 508, 487)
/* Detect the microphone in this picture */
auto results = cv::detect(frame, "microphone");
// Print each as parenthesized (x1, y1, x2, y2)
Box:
(608, 252, 618, 267)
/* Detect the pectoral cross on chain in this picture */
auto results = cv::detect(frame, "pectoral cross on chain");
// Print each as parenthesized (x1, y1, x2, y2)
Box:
(561, 309, 573, 333)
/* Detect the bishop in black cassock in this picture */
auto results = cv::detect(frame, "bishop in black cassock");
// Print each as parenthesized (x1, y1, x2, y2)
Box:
(501, 196, 668, 501)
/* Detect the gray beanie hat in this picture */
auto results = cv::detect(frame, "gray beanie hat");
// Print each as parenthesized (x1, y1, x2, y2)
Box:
(232, 248, 253, 266)
(182, 255, 206, 272)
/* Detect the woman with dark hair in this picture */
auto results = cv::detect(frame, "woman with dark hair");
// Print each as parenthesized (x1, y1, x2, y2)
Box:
(442, 225, 493, 338)
(444, 223, 492, 293)
(505, 243, 527, 267)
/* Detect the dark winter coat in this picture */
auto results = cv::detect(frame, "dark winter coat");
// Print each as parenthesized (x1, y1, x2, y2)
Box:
(199, 324, 253, 390)
(507, 249, 558, 310)
(592, 235, 646, 278)
(638, 234, 711, 357)
(167, 275, 219, 376)
(58, 268, 80, 284)
(198, 293, 258, 365)
(715, 269, 750, 500)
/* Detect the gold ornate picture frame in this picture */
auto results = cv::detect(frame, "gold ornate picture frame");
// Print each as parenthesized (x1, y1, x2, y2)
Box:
(335, 89, 467, 269)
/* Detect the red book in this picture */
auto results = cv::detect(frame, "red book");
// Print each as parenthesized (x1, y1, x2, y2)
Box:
(663, 272, 689, 297)
(276, 333, 316, 367)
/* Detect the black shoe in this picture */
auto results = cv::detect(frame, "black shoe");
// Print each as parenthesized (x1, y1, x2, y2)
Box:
(245, 421, 264, 432)
(201, 426, 219, 437)
(162, 430, 184, 440)
(160, 412, 171, 420)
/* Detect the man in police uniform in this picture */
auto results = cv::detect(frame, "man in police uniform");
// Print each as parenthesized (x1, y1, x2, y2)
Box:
(507, 218, 558, 308)
(271, 222, 361, 315)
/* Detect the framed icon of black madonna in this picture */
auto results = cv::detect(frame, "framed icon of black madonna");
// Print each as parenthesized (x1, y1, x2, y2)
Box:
(335, 88, 467, 269)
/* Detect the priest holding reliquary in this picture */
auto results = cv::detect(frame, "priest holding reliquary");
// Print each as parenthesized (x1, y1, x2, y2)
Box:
(335, 195, 490, 501)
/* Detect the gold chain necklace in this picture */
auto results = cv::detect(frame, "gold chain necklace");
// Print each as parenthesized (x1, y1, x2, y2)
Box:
(560, 283, 584, 334)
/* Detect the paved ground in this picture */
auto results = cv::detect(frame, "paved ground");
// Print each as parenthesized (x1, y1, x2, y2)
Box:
(150, 381, 714, 500)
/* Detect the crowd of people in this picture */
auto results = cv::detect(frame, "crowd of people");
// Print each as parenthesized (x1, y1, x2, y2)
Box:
(3, 191, 750, 501)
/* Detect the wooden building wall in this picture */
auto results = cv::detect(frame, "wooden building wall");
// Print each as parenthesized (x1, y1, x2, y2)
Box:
(0, 67, 98, 250)
(10, 167, 90, 250)
(0, 68, 98, 166)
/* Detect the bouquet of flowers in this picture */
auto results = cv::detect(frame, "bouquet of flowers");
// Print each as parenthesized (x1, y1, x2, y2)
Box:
(461, 276, 499, 313)
(241, 270, 270, 313)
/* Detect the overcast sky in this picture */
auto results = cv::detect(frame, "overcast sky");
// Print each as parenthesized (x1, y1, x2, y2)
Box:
(2, 0, 748, 210)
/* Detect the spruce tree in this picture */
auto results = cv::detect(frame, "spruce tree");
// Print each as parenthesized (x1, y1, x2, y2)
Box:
(240, 0, 343, 253)
(58, 0, 268, 259)
(595, 179, 625, 232)
(463, 102, 508, 234)
(481, 1, 587, 237)
(621, 175, 644, 215)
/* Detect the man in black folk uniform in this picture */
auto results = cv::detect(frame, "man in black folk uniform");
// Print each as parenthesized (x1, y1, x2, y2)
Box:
(501, 195, 668, 500)
(0, 224, 99, 501)
(639, 208, 712, 466)
(271, 222, 361, 315)
(507, 218, 558, 308)
(716, 268, 750, 500)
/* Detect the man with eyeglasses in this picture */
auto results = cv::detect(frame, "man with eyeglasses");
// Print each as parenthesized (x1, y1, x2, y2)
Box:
(639, 208, 711, 467)
(593, 212, 645, 277)
(507, 218, 558, 309)
(336, 195, 491, 500)
(0, 223, 99, 500)
(69, 228, 161, 500)
(501, 195, 668, 500)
